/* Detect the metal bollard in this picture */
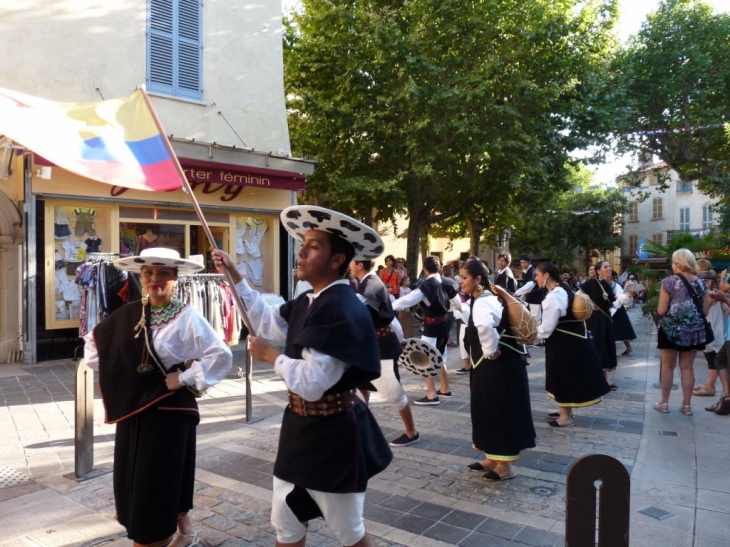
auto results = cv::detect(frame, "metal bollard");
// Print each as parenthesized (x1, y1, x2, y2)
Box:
(73, 358, 95, 478)
(565, 454, 630, 546)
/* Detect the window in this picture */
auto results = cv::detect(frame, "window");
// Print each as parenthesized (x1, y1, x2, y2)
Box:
(677, 179, 692, 193)
(703, 204, 714, 230)
(147, 0, 203, 100)
(652, 197, 663, 219)
(649, 172, 662, 186)
(679, 207, 690, 231)
(627, 201, 638, 222)
(653, 232, 663, 245)
(628, 234, 638, 257)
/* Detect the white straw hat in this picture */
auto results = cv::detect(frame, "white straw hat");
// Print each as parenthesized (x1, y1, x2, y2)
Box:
(397, 338, 444, 377)
(113, 248, 205, 275)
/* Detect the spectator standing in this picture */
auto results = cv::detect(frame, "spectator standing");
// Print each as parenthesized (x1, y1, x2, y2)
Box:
(654, 249, 710, 415)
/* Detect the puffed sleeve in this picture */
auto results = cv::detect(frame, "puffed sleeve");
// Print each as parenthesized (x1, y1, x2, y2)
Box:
(472, 295, 501, 358)
(537, 288, 568, 339)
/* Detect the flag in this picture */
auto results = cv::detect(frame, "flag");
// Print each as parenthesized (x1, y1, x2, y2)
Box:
(636, 239, 649, 259)
(0, 87, 182, 191)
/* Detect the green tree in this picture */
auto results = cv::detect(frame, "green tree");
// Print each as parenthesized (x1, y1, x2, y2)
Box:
(510, 165, 625, 271)
(611, 0, 730, 203)
(284, 0, 619, 276)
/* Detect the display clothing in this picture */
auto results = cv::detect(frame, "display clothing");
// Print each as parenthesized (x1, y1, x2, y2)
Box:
(138, 232, 159, 250)
(73, 207, 96, 236)
(83, 300, 232, 543)
(657, 274, 708, 350)
(580, 278, 618, 371)
(242, 217, 267, 258)
(464, 292, 535, 460)
(54, 206, 72, 239)
(538, 285, 610, 407)
(610, 282, 637, 342)
(84, 236, 103, 253)
(231, 278, 392, 524)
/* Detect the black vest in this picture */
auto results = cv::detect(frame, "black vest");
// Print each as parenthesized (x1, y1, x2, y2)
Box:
(357, 274, 402, 360)
(274, 283, 392, 492)
(94, 301, 198, 424)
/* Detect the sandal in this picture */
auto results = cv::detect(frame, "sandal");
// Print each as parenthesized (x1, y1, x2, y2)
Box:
(170, 531, 200, 547)
(621, 349, 633, 356)
(468, 461, 495, 471)
(679, 405, 693, 416)
(693, 386, 716, 397)
(706, 400, 721, 412)
(482, 469, 515, 482)
(653, 402, 669, 413)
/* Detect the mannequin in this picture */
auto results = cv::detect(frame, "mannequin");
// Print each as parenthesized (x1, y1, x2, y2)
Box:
(139, 228, 159, 250)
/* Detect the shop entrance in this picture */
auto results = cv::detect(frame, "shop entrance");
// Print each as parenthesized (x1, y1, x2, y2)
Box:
(190, 225, 228, 271)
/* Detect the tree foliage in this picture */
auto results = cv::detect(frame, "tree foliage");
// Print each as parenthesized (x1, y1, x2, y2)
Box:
(509, 164, 625, 271)
(284, 0, 619, 276)
(611, 0, 730, 201)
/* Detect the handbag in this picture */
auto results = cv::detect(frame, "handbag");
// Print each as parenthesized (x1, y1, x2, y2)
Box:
(676, 274, 714, 345)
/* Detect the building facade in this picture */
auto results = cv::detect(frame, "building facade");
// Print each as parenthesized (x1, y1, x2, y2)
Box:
(620, 162, 717, 267)
(0, 0, 313, 364)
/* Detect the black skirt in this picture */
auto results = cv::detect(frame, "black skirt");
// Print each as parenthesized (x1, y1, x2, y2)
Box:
(114, 409, 198, 543)
(612, 307, 636, 341)
(545, 322, 611, 407)
(586, 310, 618, 371)
(470, 347, 536, 458)
(657, 326, 706, 352)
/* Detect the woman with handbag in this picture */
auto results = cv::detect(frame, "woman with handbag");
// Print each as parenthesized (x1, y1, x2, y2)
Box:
(83, 248, 233, 547)
(654, 248, 710, 416)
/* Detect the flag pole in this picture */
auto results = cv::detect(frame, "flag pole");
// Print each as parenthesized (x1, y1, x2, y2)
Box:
(139, 89, 255, 337)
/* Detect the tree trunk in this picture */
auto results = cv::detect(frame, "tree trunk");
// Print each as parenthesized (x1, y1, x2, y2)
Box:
(406, 207, 428, 282)
(466, 216, 485, 257)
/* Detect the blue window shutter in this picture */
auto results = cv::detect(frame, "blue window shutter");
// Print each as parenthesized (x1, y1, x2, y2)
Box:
(147, 0, 202, 100)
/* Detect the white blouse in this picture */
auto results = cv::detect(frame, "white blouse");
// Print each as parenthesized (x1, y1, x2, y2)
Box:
(536, 287, 569, 339)
(471, 293, 501, 358)
(234, 278, 350, 402)
(84, 305, 233, 392)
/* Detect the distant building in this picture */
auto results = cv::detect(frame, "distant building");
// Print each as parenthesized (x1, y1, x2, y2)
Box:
(620, 161, 717, 268)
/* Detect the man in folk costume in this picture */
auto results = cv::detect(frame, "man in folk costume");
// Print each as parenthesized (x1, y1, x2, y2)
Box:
(392, 255, 462, 405)
(212, 206, 392, 547)
(350, 258, 420, 447)
(515, 254, 545, 348)
(494, 252, 517, 294)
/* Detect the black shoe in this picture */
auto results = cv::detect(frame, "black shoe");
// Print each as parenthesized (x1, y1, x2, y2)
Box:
(455, 368, 470, 375)
(390, 432, 421, 447)
(414, 396, 440, 406)
(436, 390, 452, 398)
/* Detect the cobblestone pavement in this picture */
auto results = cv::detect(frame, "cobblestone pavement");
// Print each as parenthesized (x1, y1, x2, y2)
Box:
(1, 308, 728, 547)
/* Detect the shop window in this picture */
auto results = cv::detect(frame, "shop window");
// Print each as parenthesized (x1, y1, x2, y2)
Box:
(48, 204, 113, 329)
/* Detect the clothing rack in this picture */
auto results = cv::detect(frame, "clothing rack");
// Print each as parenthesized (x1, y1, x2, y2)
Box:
(86, 252, 119, 261)
(179, 273, 226, 280)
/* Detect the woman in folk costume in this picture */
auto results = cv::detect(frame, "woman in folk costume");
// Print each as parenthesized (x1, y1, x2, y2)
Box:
(580, 261, 618, 389)
(84, 248, 232, 547)
(599, 265, 637, 356)
(536, 262, 610, 427)
(459, 259, 535, 481)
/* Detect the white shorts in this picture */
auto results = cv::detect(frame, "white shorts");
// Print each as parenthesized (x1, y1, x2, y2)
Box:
(271, 477, 366, 545)
(370, 359, 408, 410)
(421, 335, 448, 364)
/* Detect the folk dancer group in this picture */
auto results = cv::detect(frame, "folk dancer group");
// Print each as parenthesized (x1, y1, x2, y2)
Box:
(85, 202, 628, 547)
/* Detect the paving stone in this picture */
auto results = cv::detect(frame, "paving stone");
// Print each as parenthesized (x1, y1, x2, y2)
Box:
(409, 501, 452, 520)
(476, 517, 522, 540)
(459, 531, 512, 547)
(513, 526, 563, 546)
(423, 521, 472, 543)
(364, 505, 405, 525)
(441, 508, 486, 530)
(380, 494, 421, 512)
(390, 513, 436, 534)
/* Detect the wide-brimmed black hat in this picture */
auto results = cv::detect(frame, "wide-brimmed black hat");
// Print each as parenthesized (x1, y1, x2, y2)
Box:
(280, 205, 384, 261)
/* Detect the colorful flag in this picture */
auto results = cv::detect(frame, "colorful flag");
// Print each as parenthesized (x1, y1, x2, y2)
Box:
(0, 87, 182, 191)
